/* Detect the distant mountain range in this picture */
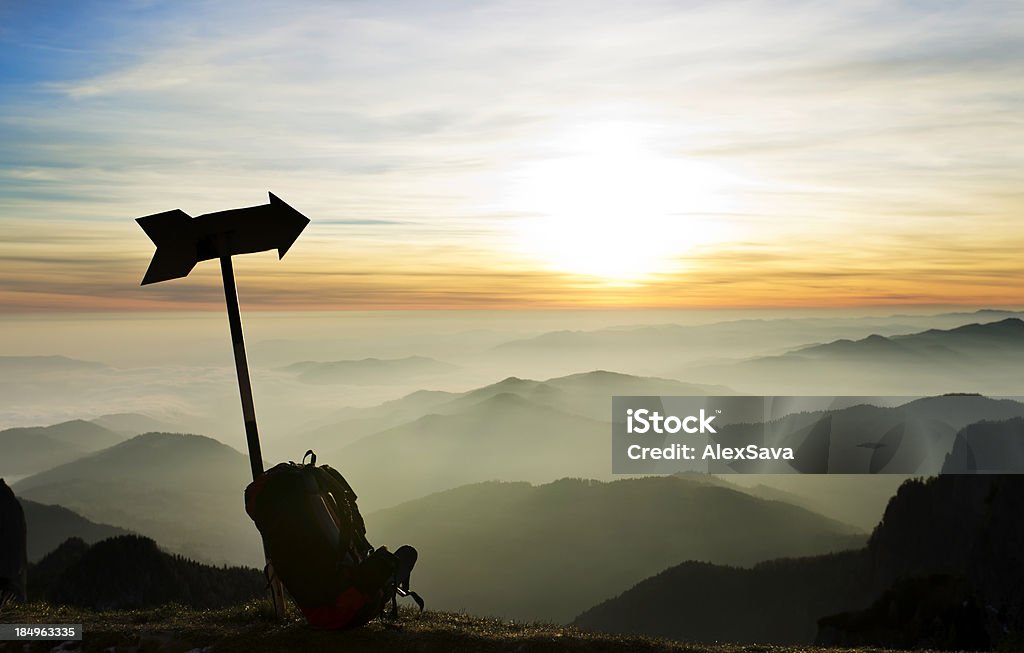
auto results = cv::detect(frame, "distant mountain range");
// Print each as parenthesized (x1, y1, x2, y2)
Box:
(88, 412, 178, 437)
(19, 498, 130, 562)
(0, 412, 184, 479)
(321, 371, 728, 510)
(13, 432, 260, 566)
(367, 475, 864, 623)
(28, 535, 262, 609)
(0, 371, 735, 565)
(700, 318, 1024, 394)
(336, 392, 609, 510)
(574, 474, 1024, 649)
(708, 394, 1024, 474)
(282, 370, 727, 491)
(490, 310, 1024, 377)
(495, 310, 1024, 356)
(797, 317, 1024, 361)
(278, 355, 458, 385)
(0, 355, 107, 374)
(278, 387, 463, 455)
(0, 420, 125, 476)
(724, 475, 909, 532)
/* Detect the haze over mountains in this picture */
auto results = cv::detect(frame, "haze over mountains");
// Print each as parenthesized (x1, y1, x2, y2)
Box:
(19, 498, 130, 562)
(8, 385, 1012, 576)
(8, 332, 1022, 568)
(13, 432, 260, 565)
(709, 394, 1024, 474)
(575, 474, 1024, 649)
(5, 309, 1023, 434)
(4, 307, 1024, 637)
(267, 369, 723, 460)
(0, 355, 107, 375)
(317, 370, 727, 511)
(6, 370, 734, 566)
(368, 475, 863, 623)
(0, 419, 126, 477)
(278, 355, 458, 385)
(7, 427, 869, 622)
(802, 317, 1024, 361)
(700, 317, 1024, 394)
(491, 310, 1024, 380)
(88, 413, 178, 437)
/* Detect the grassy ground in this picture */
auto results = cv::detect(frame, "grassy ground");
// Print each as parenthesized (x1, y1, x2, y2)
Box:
(0, 601, 951, 653)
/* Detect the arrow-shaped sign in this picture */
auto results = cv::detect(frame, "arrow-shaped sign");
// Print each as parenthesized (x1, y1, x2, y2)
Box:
(137, 191, 309, 285)
(137, 191, 309, 619)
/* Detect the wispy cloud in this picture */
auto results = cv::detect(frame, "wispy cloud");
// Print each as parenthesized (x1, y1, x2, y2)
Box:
(1, 0, 1022, 309)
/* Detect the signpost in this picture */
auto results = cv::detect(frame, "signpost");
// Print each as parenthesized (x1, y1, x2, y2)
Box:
(137, 191, 309, 618)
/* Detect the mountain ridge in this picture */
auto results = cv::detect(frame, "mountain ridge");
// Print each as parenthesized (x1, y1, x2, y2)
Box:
(19, 498, 131, 562)
(698, 318, 1024, 394)
(368, 475, 865, 623)
(0, 419, 125, 476)
(13, 432, 259, 566)
(573, 474, 1024, 648)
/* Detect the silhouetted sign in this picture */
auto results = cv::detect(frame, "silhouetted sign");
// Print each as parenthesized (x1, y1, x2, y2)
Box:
(137, 192, 309, 285)
(136, 191, 306, 618)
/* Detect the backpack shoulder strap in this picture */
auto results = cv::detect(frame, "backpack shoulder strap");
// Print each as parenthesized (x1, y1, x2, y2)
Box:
(313, 464, 371, 554)
(317, 463, 358, 502)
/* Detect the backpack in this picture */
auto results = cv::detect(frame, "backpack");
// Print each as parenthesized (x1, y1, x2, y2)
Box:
(244, 450, 422, 628)
(0, 479, 27, 606)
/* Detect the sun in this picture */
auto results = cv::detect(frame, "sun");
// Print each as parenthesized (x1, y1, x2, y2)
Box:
(505, 121, 737, 283)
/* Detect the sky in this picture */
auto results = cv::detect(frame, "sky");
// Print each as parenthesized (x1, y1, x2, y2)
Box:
(1, 0, 1023, 311)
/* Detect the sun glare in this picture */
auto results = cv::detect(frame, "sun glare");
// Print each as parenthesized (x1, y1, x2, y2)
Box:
(506, 122, 738, 283)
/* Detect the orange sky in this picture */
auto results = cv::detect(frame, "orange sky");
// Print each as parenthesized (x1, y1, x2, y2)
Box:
(2, 1, 1023, 312)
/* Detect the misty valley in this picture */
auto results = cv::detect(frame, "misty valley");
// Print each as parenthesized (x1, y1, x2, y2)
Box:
(3, 308, 1024, 649)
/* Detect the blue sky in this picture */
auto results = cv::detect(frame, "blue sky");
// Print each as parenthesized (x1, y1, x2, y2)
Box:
(1, 0, 1023, 310)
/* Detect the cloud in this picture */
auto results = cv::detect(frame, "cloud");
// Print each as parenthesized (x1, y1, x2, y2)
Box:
(0, 0, 1022, 309)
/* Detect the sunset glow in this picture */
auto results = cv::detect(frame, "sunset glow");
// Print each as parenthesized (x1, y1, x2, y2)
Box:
(1, 1, 1022, 310)
(503, 121, 739, 283)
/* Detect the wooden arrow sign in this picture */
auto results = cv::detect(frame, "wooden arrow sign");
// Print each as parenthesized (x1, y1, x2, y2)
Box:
(137, 192, 309, 285)
(137, 191, 308, 619)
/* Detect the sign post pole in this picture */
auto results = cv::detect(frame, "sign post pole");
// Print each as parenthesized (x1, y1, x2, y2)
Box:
(219, 254, 287, 618)
(137, 192, 309, 620)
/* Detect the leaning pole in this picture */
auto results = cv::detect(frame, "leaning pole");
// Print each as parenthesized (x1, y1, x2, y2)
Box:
(136, 191, 309, 619)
